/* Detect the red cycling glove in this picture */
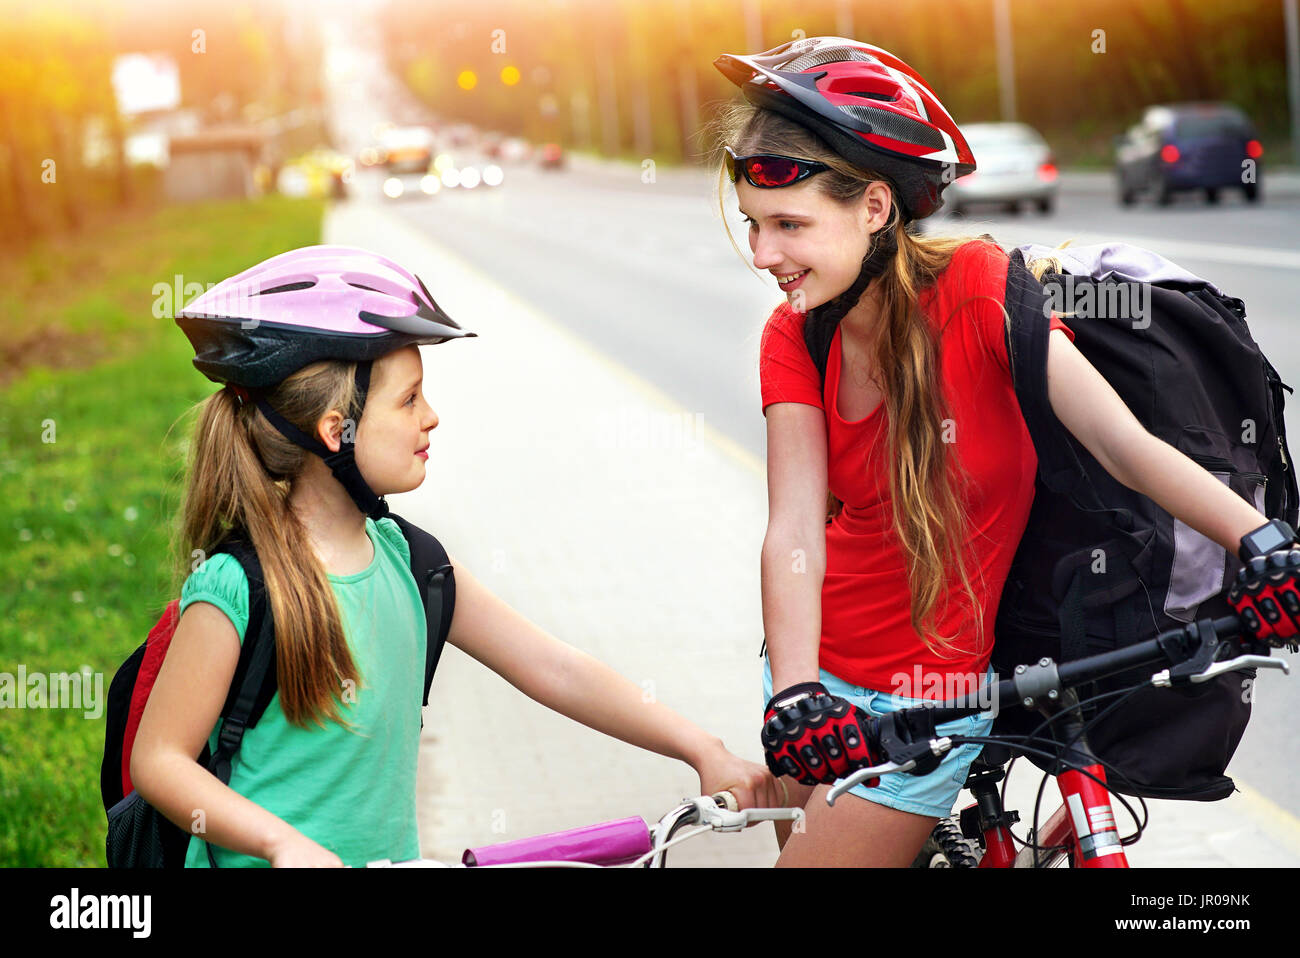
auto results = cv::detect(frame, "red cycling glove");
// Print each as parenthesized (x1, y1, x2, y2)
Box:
(1227, 549, 1300, 647)
(762, 682, 882, 787)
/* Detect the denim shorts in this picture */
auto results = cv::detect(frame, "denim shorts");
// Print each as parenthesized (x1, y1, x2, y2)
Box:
(762, 658, 995, 819)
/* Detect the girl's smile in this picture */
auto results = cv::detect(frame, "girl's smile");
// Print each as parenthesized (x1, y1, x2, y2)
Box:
(776, 269, 810, 291)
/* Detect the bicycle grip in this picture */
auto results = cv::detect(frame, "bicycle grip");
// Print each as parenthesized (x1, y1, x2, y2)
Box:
(712, 790, 739, 812)
(462, 817, 651, 867)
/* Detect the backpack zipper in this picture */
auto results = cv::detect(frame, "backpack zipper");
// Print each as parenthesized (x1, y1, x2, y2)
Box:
(1187, 453, 1266, 483)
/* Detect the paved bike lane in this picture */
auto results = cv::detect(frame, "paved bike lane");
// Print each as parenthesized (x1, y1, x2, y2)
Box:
(326, 199, 1300, 868)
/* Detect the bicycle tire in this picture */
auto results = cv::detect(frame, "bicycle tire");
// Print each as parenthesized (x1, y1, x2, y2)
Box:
(911, 817, 981, 868)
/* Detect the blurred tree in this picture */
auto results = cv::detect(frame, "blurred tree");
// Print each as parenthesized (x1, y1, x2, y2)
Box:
(0, 2, 115, 240)
(359, 0, 1295, 167)
(0, 0, 327, 248)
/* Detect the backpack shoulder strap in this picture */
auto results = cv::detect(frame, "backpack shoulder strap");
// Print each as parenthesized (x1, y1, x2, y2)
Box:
(210, 539, 278, 729)
(1004, 250, 1110, 514)
(385, 513, 456, 709)
(802, 308, 839, 389)
(202, 540, 276, 869)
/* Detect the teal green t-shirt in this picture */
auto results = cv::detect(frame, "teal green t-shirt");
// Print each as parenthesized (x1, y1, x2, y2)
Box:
(178, 517, 425, 867)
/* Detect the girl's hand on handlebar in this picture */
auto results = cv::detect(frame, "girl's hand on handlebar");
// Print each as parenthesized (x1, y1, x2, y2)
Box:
(761, 682, 882, 787)
(266, 831, 345, 868)
(1228, 548, 1300, 648)
(693, 742, 783, 812)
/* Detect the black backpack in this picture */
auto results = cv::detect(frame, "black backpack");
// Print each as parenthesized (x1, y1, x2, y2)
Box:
(102, 513, 456, 867)
(994, 244, 1295, 800)
(801, 240, 1296, 801)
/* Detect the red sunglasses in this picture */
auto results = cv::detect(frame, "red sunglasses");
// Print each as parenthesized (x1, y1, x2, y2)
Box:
(724, 146, 829, 188)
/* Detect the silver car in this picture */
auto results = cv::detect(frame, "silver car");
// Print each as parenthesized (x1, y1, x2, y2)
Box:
(944, 123, 1059, 216)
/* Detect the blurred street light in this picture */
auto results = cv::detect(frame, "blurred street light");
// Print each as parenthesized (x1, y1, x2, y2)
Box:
(994, 0, 1017, 122)
(743, 0, 763, 53)
(1287, 0, 1300, 162)
(501, 65, 521, 86)
(458, 70, 478, 91)
(835, 0, 854, 38)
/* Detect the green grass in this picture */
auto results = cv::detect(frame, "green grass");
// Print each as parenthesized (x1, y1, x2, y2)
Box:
(0, 194, 324, 866)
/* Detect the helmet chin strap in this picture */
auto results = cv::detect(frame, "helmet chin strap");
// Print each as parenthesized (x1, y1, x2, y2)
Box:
(250, 361, 391, 520)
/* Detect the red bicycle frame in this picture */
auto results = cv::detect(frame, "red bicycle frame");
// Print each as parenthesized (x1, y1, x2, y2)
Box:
(970, 759, 1129, 868)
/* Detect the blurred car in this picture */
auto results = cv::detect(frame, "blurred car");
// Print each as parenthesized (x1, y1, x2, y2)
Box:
(538, 142, 565, 169)
(277, 149, 354, 199)
(1115, 102, 1263, 206)
(499, 137, 531, 163)
(944, 123, 1058, 216)
(379, 125, 438, 200)
(393, 152, 504, 196)
(435, 152, 505, 190)
(444, 123, 478, 148)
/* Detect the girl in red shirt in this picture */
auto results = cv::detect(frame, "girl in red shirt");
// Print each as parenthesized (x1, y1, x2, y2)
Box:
(714, 38, 1281, 866)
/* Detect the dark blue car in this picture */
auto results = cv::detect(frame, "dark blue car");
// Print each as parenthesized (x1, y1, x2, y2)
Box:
(1115, 102, 1263, 206)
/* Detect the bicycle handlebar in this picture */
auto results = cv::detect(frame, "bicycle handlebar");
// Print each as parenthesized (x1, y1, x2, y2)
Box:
(367, 793, 805, 868)
(826, 613, 1291, 804)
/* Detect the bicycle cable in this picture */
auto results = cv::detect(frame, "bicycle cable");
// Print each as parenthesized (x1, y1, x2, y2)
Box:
(1008, 681, 1154, 842)
(1011, 686, 1153, 857)
(980, 680, 1160, 854)
(931, 681, 1153, 858)
(944, 731, 1149, 862)
(1044, 682, 1157, 845)
(630, 825, 712, 868)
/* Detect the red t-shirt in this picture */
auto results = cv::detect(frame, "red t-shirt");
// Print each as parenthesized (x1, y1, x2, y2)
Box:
(759, 239, 1075, 696)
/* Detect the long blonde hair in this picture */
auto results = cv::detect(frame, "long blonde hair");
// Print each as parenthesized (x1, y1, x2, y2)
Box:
(716, 103, 988, 659)
(173, 360, 366, 728)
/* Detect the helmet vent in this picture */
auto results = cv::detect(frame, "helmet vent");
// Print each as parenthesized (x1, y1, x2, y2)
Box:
(782, 46, 875, 73)
(347, 282, 383, 293)
(259, 280, 315, 295)
(836, 104, 946, 150)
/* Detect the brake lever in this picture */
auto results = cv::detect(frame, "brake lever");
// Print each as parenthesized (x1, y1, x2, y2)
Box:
(689, 796, 804, 832)
(1156, 654, 1289, 686)
(825, 760, 916, 806)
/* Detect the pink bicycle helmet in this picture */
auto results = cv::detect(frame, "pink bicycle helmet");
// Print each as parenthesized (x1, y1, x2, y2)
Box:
(714, 36, 976, 221)
(177, 244, 474, 389)
(177, 245, 476, 519)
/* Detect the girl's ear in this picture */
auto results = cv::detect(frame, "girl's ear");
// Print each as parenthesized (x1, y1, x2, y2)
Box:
(315, 409, 348, 453)
(860, 181, 894, 233)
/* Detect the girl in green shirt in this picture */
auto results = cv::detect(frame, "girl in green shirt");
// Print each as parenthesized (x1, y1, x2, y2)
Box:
(130, 245, 777, 867)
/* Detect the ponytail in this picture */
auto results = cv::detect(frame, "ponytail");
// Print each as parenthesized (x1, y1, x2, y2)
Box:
(174, 362, 365, 728)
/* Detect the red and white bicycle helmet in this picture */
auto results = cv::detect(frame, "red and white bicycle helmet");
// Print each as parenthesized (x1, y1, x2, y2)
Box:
(176, 245, 476, 519)
(714, 37, 976, 221)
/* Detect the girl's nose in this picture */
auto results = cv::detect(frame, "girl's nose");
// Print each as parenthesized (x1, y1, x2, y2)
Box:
(751, 231, 783, 270)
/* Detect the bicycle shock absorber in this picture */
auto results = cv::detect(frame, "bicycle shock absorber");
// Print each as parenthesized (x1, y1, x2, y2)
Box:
(960, 759, 1020, 838)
